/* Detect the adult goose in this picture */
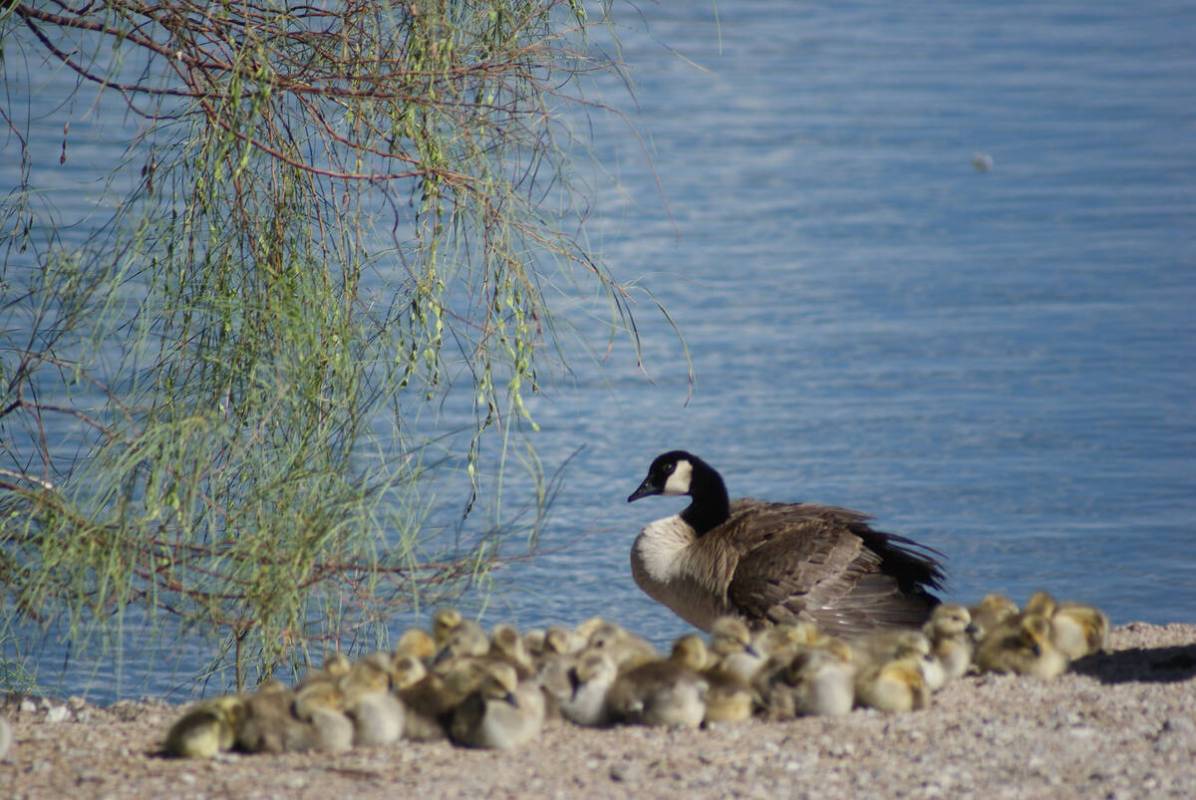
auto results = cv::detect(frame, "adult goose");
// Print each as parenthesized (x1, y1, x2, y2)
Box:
(627, 451, 944, 637)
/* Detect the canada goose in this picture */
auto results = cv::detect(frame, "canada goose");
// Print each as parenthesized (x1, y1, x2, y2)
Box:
(392, 655, 428, 690)
(522, 628, 547, 659)
(757, 621, 854, 668)
(337, 656, 404, 747)
(490, 623, 536, 679)
(850, 628, 947, 692)
(585, 621, 659, 671)
(308, 707, 355, 753)
(793, 648, 856, 717)
(707, 616, 766, 684)
(543, 626, 585, 659)
(754, 623, 806, 663)
(432, 607, 465, 646)
(292, 678, 345, 719)
(628, 451, 944, 636)
(163, 695, 244, 758)
(702, 674, 754, 725)
(237, 683, 313, 754)
(975, 612, 1069, 679)
(557, 650, 618, 727)
(449, 662, 545, 749)
(344, 653, 395, 696)
(434, 620, 490, 665)
(922, 604, 976, 687)
(346, 690, 405, 747)
(397, 657, 489, 741)
(855, 657, 930, 713)
(968, 593, 1019, 642)
(757, 647, 856, 719)
(393, 628, 437, 663)
(395, 685, 450, 742)
(536, 651, 576, 715)
(1052, 602, 1109, 658)
(606, 635, 710, 729)
(1024, 591, 1109, 659)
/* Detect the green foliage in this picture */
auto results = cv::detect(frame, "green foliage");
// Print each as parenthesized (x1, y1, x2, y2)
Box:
(0, 1, 640, 692)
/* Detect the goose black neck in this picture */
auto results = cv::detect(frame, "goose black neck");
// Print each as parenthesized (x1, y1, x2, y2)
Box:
(680, 458, 731, 536)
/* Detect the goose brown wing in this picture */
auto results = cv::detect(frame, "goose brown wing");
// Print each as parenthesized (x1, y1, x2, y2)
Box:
(721, 501, 941, 637)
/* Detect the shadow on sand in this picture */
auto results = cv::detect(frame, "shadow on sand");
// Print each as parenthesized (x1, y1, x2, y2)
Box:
(1071, 642, 1196, 685)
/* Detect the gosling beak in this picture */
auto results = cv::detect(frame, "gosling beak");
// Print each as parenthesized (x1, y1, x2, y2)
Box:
(964, 623, 980, 639)
(627, 476, 659, 503)
(505, 691, 520, 708)
(746, 644, 762, 659)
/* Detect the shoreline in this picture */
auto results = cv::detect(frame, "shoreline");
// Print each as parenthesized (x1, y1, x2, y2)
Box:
(3, 622, 1195, 799)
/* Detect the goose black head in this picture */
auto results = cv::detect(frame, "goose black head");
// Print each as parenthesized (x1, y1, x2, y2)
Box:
(628, 451, 732, 535)
(627, 450, 697, 502)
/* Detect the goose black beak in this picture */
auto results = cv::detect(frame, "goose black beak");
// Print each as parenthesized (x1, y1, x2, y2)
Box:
(628, 477, 658, 503)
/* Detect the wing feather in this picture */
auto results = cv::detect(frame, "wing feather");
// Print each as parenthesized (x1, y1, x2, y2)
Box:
(713, 500, 942, 636)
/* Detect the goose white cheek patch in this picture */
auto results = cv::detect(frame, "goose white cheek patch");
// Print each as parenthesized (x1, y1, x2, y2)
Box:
(662, 459, 693, 496)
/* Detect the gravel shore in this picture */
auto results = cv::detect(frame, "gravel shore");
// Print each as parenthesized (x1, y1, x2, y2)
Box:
(3, 622, 1194, 800)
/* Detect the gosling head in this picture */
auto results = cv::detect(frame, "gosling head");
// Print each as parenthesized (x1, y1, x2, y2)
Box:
(392, 655, 427, 690)
(480, 662, 521, 705)
(670, 634, 710, 671)
(710, 616, 758, 657)
(974, 593, 1019, 621)
(1019, 612, 1054, 656)
(585, 622, 625, 651)
(545, 626, 580, 656)
(1024, 591, 1058, 617)
(925, 604, 974, 638)
(491, 624, 527, 660)
(394, 628, 436, 662)
(628, 451, 697, 501)
(432, 607, 464, 644)
(323, 652, 352, 678)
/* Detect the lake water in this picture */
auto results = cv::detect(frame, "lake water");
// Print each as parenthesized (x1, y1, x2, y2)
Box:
(4, 1, 1195, 701)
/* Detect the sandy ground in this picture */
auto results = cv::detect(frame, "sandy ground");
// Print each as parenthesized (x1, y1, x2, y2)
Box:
(2, 622, 1195, 800)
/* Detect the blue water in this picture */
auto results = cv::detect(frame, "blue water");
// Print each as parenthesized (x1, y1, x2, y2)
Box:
(3, 2, 1195, 701)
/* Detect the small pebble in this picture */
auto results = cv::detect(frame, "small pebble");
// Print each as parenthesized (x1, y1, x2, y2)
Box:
(1162, 716, 1196, 737)
(609, 762, 642, 783)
